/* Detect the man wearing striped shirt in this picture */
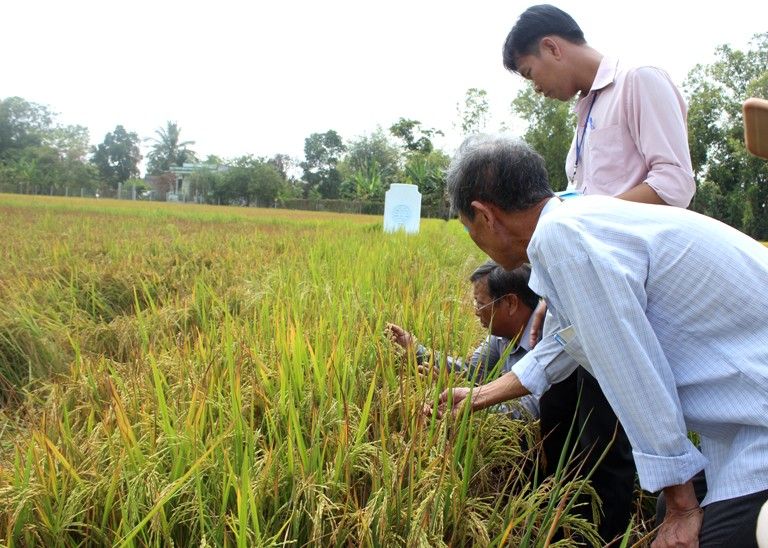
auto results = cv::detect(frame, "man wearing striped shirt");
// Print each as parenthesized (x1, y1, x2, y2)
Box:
(387, 261, 543, 418)
(431, 135, 768, 547)
(390, 260, 579, 478)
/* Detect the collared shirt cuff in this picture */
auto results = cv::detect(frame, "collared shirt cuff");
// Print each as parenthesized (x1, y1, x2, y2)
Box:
(632, 444, 707, 492)
(414, 344, 428, 365)
(512, 353, 551, 398)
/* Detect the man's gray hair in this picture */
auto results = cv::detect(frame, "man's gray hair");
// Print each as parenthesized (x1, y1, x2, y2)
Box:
(446, 134, 554, 220)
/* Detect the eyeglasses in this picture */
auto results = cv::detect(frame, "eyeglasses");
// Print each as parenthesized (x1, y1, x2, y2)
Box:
(473, 294, 509, 311)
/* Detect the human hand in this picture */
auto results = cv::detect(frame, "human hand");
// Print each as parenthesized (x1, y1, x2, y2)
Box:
(528, 300, 548, 348)
(385, 323, 415, 350)
(416, 364, 439, 378)
(651, 506, 702, 548)
(422, 387, 473, 420)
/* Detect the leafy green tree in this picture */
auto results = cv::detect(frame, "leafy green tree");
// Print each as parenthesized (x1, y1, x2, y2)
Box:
(301, 130, 345, 199)
(10, 146, 57, 192)
(338, 128, 401, 200)
(52, 156, 99, 194)
(219, 156, 284, 206)
(267, 153, 293, 180)
(91, 125, 142, 188)
(511, 88, 576, 191)
(6, 145, 98, 194)
(389, 118, 443, 154)
(0, 97, 98, 194)
(187, 168, 223, 203)
(403, 149, 451, 216)
(49, 124, 90, 162)
(348, 162, 384, 201)
(203, 154, 223, 166)
(456, 88, 489, 136)
(263, 154, 301, 202)
(146, 121, 197, 175)
(123, 177, 150, 197)
(249, 162, 284, 206)
(0, 97, 54, 157)
(685, 33, 768, 238)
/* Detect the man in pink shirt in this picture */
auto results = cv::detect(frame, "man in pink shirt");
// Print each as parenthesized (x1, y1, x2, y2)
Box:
(560, 55, 695, 205)
(503, 5, 695, 207)
(500, 4, 696, 545)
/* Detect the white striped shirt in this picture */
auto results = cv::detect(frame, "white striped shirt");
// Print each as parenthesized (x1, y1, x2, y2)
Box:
(513, 195, 768, 505)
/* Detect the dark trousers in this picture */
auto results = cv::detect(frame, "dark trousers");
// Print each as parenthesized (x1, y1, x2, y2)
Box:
(656, 470, 768, 547)
(539, 366, 637, 544)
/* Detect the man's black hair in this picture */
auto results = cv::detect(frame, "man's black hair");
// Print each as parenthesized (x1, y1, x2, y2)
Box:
(470, 260, 540, 311)
(502, 4, 586, 73)
(469, 259, 498, 283)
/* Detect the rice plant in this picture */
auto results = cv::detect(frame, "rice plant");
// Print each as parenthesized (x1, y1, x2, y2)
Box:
(0, 195, 616, 546)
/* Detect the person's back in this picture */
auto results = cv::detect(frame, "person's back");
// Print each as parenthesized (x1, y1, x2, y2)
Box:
(530, 195, 768, 506)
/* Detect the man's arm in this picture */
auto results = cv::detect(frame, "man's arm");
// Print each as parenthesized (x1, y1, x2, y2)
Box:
(467, 336, 499, 382)
(425, 369, 531, 419)
(624, 67, 695, 207)
(512, 311, 581, 397)
(652, 481, 703, 548)
(427, 323, 580, 419)
(531, 222, 706, 493)
(616, 181, 667, 205)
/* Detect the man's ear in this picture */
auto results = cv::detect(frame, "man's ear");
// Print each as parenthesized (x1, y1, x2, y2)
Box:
(470, 200, 495, 229)
(505, 293, 519, 316)
(539, 36, 562, 60)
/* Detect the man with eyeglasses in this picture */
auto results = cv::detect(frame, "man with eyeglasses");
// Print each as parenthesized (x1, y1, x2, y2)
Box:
(388, 260, 578, 473)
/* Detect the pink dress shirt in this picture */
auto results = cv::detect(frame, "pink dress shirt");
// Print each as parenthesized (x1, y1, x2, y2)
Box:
(564, 57, 695, 207)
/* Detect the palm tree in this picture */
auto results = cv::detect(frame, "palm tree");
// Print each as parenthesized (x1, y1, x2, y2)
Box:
(146, 121, 198, 175)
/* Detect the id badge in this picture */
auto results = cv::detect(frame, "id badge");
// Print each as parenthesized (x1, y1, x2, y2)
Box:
(553, 325, 590, 368)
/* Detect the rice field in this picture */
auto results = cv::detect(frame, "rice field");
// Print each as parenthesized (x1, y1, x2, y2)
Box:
(0, 195, 624, 546)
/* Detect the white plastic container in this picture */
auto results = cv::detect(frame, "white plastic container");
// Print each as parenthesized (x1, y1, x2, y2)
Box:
(383, 183, 421, 234)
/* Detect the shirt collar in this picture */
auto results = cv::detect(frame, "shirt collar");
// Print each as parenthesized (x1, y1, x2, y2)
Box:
(573, 56, 620, 109)
(496, 312, 537, 354)
(591, 56, 619, 92)
(518, 313, 537, 352)
(539, 196, 563, 218)
(528, 196, 563, 258)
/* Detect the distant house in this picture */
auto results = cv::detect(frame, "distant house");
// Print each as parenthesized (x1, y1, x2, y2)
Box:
(144, 173, 176, 200)
(166, 163, 228, 201)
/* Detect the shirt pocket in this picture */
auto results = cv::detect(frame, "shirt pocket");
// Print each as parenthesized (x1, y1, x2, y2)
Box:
(586, 124, 630, 188)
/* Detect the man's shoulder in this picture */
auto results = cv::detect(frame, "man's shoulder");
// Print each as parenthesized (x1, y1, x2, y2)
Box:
(532, 196, 636, 255)
(539, 195, 617, 226)
(617, 63, 678, 89)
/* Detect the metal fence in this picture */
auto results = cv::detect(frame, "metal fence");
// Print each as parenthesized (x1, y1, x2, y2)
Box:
(276, 199, 449, 219)
(0, 187, 451, 219)
(0, 184, 185, 202)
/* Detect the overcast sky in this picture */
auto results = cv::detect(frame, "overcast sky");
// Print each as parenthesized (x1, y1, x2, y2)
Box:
(4, 0, 766, 172)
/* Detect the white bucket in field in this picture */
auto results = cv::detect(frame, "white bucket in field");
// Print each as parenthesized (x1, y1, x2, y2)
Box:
(383, 184, 421, 234)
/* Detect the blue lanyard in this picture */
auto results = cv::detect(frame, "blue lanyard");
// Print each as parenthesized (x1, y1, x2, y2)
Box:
(572, 91, 600, 182)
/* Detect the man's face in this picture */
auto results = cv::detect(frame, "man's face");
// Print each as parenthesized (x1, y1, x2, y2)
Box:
(459, 209, 527, 271)
(515, 46, 576, 102)
(472, 277, 497, 330)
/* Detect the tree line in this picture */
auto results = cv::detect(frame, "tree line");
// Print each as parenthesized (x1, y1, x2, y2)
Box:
(1, 34, 766, 235)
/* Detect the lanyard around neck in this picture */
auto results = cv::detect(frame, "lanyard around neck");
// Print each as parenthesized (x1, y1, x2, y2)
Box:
(571, 91, 600, 183)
